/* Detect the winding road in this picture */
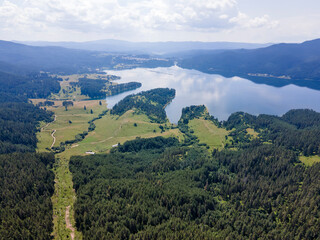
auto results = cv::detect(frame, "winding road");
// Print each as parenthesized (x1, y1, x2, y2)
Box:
(41, 115, 57, 149)
(50, 130, 57, 149)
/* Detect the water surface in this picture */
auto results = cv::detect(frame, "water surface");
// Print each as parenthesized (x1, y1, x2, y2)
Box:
(106, 66, 320, 123)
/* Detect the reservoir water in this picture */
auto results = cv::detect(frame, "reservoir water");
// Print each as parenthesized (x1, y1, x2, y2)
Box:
(106, 66, 320, 123)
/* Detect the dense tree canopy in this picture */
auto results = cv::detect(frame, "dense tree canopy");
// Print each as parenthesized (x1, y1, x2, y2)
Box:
(70, 135, 320, 239)
(0, 71, 61, 99)
(223, 109, 320, 155)
(0, 101, 54, 154)
(0, 89, 55, 239)
(71, 78, 109, 99)
(108, 82, 142, 96)
(111, 88, 175, 123)
(70, 107, 320, 239)
(0, 153, 55, 240)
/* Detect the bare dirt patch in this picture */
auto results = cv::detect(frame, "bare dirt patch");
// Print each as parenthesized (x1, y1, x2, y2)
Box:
(65, 205, 75, 240)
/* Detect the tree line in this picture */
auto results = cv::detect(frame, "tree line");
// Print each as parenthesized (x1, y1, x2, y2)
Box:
(108, 82, 142, 96)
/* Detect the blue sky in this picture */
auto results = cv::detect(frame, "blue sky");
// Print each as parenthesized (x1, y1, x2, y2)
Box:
(0, 0, 319, 43)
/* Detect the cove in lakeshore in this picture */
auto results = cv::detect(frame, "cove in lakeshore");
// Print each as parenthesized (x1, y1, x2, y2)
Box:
(105, 66, 320, 124)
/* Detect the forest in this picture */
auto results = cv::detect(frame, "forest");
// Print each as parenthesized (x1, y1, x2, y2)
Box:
(70, 78, 142, 99)
(70, 78, 109, 99)
(223, 109, 320, 155)
(0, 153, 55, 240)
(0, 100, 54, 154)
(70, 106, 320, 239)
(111, 88, 176, 123)
(108, 82, 142, 96)
(70, 136, 320, 239)
(0, 71, 61, 99)
(0, 89, 55, 239)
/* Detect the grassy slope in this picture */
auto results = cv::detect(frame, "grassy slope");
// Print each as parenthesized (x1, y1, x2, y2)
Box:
(246, 128, 259, 138)
(188, 118, 230, 150)
(61, 110, 184, 159)
(299, 155, 320, 166)
(36, 100, 107, 151)
(36, 99, 184, 240)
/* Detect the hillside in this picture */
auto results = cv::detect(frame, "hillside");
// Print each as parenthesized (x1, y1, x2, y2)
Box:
(69, 107, 320, 239)
(179, 38, 320, 81)
(0, 40, 110, 74)
(0, 41, 173, 75)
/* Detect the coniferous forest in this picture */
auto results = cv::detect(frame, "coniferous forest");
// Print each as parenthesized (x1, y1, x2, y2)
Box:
(0, 153, 55, 240)
(70, 78, 142, 99)
(69, 106, 320, 240)
(0, 101, 54, 154)
(0, 76, 56, 238)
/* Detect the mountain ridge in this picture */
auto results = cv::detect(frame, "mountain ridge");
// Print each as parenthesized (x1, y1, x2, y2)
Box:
(17, 39, 272, 54)
(179, 38, 320, 81)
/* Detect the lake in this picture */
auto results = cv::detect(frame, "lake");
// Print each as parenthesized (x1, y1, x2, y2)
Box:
(106, 66, 320, 123)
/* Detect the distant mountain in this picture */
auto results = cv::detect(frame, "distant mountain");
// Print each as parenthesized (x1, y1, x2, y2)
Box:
(4, 38, 320, 83)
(0, 40, 173, 75)
(18, 39, 271, 54)
(179, 39, 320, 81)
(0, 40, 114, 74)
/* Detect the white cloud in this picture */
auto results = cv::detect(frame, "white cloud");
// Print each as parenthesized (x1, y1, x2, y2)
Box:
(230, 13, 279, 29)
(0, 0, 279, 41)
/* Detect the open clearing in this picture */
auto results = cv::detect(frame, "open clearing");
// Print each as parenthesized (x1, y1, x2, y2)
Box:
(35, 99, 107, 152)
(60, 110, 184, 159)
(35, 99, 107, 240)
(246, 128, 259, 138)
(188, 118, 229, 150)
(299, 155, 320, 166)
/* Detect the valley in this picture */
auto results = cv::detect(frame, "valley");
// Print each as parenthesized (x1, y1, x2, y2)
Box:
(31, 81, 320, 239)
(1, 36, 320, 239)
(35, 88, 184, 239)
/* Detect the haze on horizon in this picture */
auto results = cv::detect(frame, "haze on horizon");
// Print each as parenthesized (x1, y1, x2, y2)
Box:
(0, 0, 319, 44)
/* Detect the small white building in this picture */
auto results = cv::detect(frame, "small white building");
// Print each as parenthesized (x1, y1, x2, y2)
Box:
(85, 151, 95, 155)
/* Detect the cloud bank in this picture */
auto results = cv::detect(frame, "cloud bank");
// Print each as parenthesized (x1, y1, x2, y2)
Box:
(0, 0, 279, 41)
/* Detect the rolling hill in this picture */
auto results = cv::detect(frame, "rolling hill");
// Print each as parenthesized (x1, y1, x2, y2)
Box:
(179, 38, 320, 81)
(0, 40, 113, 74)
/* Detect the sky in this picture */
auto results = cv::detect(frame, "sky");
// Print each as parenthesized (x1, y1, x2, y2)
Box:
(0, 0, 319, 43)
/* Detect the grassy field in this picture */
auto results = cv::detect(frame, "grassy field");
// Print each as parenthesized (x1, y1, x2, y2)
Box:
(35, 99, 107, 240)
(35, 99, 184, 240)
(188, 118, 230, 150)
(299, 155, 320, 166)
(60, 110, 184, 159)
(35, 100, 108, 152)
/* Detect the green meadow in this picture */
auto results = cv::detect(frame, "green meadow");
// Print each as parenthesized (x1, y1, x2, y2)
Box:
(188, 118, 230, 150)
